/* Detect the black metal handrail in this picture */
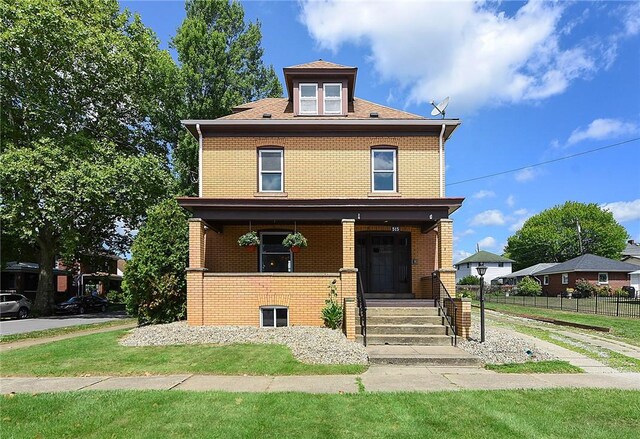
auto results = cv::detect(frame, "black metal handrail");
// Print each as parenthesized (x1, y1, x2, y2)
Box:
(432, 272, 457, 346)
(356, 271, 367, 346)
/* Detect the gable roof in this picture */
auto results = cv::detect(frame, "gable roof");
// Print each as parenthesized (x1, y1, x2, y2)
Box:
(455, 250, 515, 265)
(221, 97, 425, 121)
(536, 254, 639, 275)
(622, 242, 640, 257)
(499, 263, 558, 279)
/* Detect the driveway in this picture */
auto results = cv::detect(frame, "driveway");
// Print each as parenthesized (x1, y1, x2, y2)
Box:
(0, 311, 130, 336)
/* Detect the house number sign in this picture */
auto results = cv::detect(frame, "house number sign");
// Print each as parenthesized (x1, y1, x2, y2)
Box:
(391, 226, 400, 232)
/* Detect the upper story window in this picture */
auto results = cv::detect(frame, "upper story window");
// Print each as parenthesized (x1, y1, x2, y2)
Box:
(259, 149, 283, 192)
(371, 149, 397, 192)
(299, 83, 318, 115)
(323, 83, 342, 114)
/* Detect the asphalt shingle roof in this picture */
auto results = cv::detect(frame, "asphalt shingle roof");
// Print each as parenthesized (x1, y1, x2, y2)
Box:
(535, 254, 639, 275)
(285, 60, 355, 69)
(622, 243, 640, 257)
(500, 263, 558, 279)
(455, 250, 515, 265)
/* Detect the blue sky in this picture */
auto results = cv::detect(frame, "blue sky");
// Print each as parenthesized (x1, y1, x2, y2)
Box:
(122, 0, 640, 262)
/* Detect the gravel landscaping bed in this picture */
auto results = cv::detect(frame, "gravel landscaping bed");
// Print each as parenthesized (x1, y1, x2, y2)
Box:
(120, 322, 369, 365)
(458, 321, 558, 365)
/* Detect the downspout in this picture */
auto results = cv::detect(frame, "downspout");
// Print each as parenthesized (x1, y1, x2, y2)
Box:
(196, 123, 203, 198)
(439, 123, 446, 198)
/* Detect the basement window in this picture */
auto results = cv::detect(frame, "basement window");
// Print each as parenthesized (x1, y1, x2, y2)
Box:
(261, 307, 288, 327)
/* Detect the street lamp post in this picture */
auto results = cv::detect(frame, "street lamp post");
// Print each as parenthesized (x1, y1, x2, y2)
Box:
(476, 263, 488, 343)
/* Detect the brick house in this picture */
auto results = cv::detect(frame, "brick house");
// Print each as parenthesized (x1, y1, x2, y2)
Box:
(177, 60, 468, 341)
(535, 253, 637, 296)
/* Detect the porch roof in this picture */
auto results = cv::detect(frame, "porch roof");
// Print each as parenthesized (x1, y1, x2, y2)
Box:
(177, 197, 463, 229)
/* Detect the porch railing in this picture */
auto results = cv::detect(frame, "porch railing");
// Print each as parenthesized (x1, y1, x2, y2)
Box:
(432, 272, 457, 346)
(356, 271, 367, 346)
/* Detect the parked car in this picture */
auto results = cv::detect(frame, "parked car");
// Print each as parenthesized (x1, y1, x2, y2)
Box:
(0, 293, 32, 319)
(55, 295, 109, 315)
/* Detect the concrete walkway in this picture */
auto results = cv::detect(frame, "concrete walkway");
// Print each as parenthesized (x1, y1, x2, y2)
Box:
(2, 367, 640, 394)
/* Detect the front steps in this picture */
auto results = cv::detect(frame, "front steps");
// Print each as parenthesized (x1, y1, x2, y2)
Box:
(367, 345, 483, 367)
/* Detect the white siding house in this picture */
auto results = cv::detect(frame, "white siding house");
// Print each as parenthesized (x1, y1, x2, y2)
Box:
(454, 251, 514, 285)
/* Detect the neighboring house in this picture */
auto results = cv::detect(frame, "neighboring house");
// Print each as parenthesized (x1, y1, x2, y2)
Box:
(498, 263, 558, 286)
(178, 60, 465, 340)
(0, 262, 71, 302)
(535, 254, 637, 296)
(621, 240, 640, 266)
(630, 270, 640, 298)
(454, 251, 514, 285)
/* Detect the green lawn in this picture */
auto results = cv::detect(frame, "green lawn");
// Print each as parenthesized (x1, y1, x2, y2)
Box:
(482, 302, 640, 346)
(0, 329, 366, 376)
(0, 318, 136, 343)
(3, 389, 639, 438)
(485, 360, 583, 374)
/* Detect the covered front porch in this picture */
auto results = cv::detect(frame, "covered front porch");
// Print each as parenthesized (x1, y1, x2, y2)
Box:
(179, 198, 463, 340)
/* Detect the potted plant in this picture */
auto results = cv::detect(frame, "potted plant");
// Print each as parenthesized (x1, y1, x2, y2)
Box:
(238, 231, 260, 252)
(282, 232, 308, 253)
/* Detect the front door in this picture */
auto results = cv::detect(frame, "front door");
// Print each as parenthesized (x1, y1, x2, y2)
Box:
(356, 232, 411, 295)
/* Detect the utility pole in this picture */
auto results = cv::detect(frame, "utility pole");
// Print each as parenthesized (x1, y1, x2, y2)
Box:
(576, 220, 584, 255)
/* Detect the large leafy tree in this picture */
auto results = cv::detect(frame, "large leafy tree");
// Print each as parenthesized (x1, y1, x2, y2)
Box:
(0, 138, 170, 313)
(171, 0, 282, 194)
(505, 201, 628, 270)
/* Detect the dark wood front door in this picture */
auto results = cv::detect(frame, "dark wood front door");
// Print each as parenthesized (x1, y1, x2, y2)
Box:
(355, 232, 411, 294)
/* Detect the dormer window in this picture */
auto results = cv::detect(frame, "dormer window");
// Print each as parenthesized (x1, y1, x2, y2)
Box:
(299, 83, 318, 115)
(323, 83, 342, 114)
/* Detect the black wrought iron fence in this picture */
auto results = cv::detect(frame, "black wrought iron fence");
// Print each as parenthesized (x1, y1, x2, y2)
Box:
(485, 292, 640, 318)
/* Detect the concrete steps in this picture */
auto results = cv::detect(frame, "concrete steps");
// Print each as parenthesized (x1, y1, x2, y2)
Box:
(364, 293, 415, 300)
(363, 324, 447, 335)
(367, 345, 483, 367)
(366, 307, 440, 317)
(359, 334, 453, 346)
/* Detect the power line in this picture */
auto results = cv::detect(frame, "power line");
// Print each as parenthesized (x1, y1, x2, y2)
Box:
(446, 137, 640, 187)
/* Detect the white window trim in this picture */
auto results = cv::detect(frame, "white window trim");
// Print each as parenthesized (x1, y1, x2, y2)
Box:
(323, 83, 342, 115)
(598, 272, 609, 284)
(561, 273, 569, 285)
(299, 83, 318, 115)
(371, 149, 397, 192)
(543, 275, 549, 286)
(259, 231, 293, 273)
(258, 149, 283, 192)
(260, 306, 289, 328)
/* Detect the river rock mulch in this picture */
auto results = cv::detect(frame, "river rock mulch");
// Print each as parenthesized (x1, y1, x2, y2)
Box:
(120, 322, 369, 365)
(458, 321, 558, 365)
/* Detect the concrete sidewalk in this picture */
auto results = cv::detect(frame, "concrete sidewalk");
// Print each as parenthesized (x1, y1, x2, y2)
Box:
(3, 367, 640, 394)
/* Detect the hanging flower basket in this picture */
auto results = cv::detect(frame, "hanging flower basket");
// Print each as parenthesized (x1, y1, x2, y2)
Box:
(238, 231, 260, 250)
(282, 232, 308, 252)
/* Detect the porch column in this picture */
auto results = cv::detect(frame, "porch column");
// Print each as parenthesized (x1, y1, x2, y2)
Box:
(187, 218, 207, 326)
(340, 219, 357, 340)
(436, 218, 456, 300)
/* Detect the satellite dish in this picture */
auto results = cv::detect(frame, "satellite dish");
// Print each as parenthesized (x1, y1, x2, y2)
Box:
(430, 97, 449, 119)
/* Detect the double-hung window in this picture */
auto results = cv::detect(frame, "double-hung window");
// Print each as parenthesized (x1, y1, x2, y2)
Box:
(323, 83, 342, 114)
(299, 83, 318, 115)
(543, 275, 549, 285)
(371, 149, 397, 192)
(259, 149, 283, 192)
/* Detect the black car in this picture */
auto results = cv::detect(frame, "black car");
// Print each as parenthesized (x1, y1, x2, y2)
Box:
(55, 295, 109, 314)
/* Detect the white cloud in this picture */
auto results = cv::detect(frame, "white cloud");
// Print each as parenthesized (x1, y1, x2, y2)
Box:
(514, 167, 538, 182)
(506, 195, 516, 207)
(601, 199, 640, 223)
(567, 118, 639, 145)
(471, 210, 506, 226)
(508, 209, 533, 231)
(299, 1, 610, 112)
(509, 218, 528, 232)
(473, 190, 496, 199)
(454, 250, 473, 264)
(477, 236, 497, 249)
(514, 208, 528, 216)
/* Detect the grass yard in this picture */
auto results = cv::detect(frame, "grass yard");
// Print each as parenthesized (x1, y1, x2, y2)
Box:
(0, 318, 136, 343)
(0, 330, 366, 376)
(2, 389, 639, 438)
(514, 325, 640, 372)
(482, 302, 640, 346)
(485, 360, 583, 374)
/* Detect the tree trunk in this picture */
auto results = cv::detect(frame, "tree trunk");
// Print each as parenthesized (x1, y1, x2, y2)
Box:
(34, 239, 56, 315)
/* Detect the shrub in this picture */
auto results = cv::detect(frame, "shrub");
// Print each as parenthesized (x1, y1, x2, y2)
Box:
(122, 199, 189, 324)
(596, 285, 612, 297)
(321, 279, 343, 329)
(516, 276, 542, 296)
(107, 289, 127, 304)
(575, 278, 596, 298)
(457, 275, 481, 286)
(457, 289, 475, 299)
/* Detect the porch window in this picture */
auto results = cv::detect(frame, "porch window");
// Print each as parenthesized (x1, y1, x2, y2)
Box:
(561, 273, 569, 285)
(598, 273, 608, 284)
(261, 306, 288, 327)
(259, 149, 283, 192)
(323, 83, 342, 114)
(260, 232, 292, 272)
(371, 149, 397, 192)
(299, 83, 318, 115)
